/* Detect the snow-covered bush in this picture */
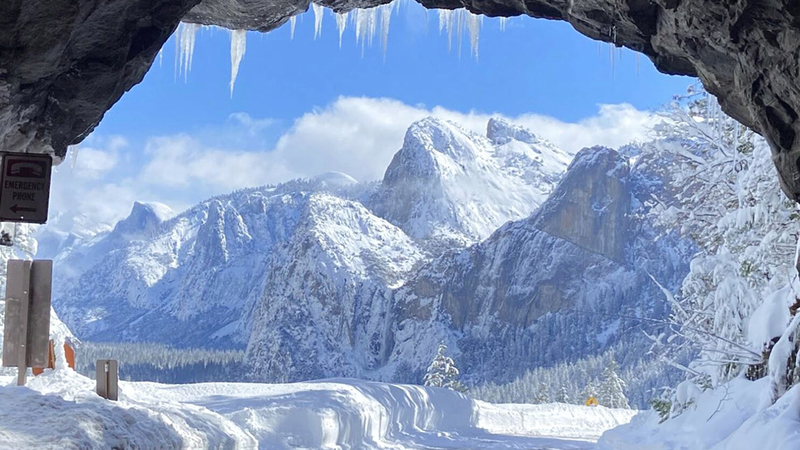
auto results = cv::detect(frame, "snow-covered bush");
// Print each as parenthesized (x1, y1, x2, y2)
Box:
(639, 86, 800, 417)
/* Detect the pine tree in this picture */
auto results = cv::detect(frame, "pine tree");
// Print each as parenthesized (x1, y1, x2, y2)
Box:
(533, 382, 550, 404)
(555, 385, 570, 403)
(581, 379, 598, 404)
(423, 342, 467, 393)
(598, 359, 630, 409)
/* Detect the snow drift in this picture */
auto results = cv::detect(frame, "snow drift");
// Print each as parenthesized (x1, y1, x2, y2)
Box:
(0, 370, 635, 449)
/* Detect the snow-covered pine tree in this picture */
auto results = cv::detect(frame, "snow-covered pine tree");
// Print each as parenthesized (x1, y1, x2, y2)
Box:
(643, 86, 797, 391)
(581, 380, 598, 403)
(598, 359, 629, 408)
(555, 385, 570, 403)
(533, 382, 550, 404)
(423, 342, 467, 393)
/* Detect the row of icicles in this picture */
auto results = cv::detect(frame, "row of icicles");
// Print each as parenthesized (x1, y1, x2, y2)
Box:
(170, 0, 500, 96)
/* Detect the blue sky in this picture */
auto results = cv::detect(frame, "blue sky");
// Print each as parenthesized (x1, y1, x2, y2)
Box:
(50, 3, 691, 232)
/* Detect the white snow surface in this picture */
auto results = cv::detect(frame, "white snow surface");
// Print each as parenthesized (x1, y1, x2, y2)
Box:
(598, 377, 800, 450)
(0, 369, 636, 449)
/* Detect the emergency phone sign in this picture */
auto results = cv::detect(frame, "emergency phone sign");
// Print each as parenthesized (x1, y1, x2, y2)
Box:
(0, 153, 52, 224)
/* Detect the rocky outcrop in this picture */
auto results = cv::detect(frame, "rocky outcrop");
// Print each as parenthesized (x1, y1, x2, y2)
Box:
(532, 146, 630, 262)
(3, 1, 800, 202)
(389, 146, 690, 383)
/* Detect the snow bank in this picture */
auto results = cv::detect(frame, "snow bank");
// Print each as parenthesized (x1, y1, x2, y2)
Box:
(0, 371, 634, 449)
(475, 401, 637, 440)
(598, 377, 800, 450)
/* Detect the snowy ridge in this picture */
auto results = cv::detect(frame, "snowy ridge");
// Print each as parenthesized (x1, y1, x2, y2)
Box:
(0, 369, 635, 449)
(52, 184, 423, 352)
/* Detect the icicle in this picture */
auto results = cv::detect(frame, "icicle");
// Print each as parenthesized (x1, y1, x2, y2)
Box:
(353, 7, 378, 52)
(355, 9, 362, 45)
(174, 22, 200, 82)
(158, 48, 163, 67)
(312, 3, 324, 39)
(456, 9, 464, 59)
(438, 10, 455, 51)
(379, 4, 392, 56)
(182, 23, 200, 82)
(290, 16, 297, 40)
(229, 29, 246, 97)
(336, 12, 348, 48)
(499, 17, 508, 32)
(466, 12, 481, 59)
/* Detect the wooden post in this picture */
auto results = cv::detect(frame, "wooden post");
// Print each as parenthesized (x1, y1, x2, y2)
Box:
(2, 260, 51, 384)
(96, 359, 118, 400)
(14, 261, 31, 386)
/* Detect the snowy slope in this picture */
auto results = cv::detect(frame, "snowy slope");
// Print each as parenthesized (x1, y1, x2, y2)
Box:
(370, 117, 570, 245)
(599, 377, 800, 450)
(0, 369, 636, 449)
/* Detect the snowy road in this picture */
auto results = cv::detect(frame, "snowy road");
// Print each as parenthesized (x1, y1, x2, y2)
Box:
(0, 370, 635, 449)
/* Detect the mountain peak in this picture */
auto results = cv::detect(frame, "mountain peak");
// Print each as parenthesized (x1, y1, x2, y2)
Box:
(403, 117, 481, 162)
(486, 117, 548, 149)
(112, 202, 175, 237)
(371, 118, 570, 243)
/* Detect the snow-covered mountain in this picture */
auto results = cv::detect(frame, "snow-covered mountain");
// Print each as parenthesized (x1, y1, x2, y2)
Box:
(53, 182, 422, 352)
(45, 117, 690, 399)
(370, 118, 571, 246)
(382, 146, 692, 391)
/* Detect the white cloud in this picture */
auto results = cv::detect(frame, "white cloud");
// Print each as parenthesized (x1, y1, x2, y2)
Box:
(266, 97, 656, 182)
(139, 134, 285, 191)
(68, 135, 126, 179)
(47, 97, 656, 233)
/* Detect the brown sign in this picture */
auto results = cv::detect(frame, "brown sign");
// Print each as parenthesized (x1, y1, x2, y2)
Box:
(0, 153, 52, 223)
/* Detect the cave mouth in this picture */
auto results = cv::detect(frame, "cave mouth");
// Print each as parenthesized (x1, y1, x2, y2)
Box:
(2, 0, 800, 200)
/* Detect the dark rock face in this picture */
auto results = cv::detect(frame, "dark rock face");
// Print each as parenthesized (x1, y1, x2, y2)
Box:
(531, 146, 630, 262)
(0, 0, 201, 157)
(2, 0, 800, 201)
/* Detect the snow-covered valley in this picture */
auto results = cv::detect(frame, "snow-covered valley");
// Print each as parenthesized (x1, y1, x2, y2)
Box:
(39, 117, 689, 406)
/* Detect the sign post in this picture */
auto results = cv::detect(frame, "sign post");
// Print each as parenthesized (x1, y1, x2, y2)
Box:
(96, 359, 119, 400)
(0, 153, 53, 223)
(1, 260, 53, 385)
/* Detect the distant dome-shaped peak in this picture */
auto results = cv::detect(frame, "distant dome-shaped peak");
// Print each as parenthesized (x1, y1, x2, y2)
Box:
(112, 201, 175, 237)
(133, 201, 175, 222)
(312, 171, 359, 188)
